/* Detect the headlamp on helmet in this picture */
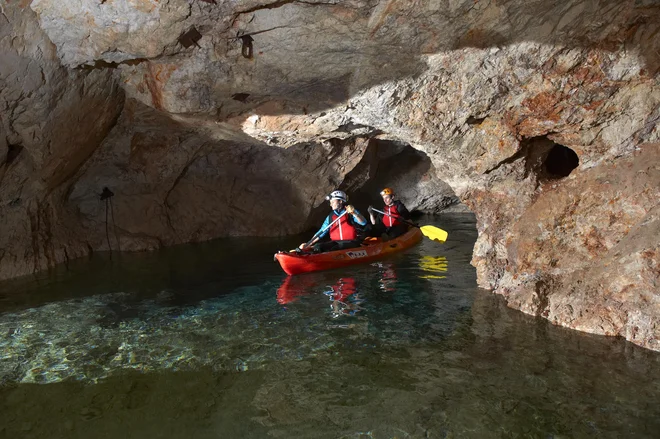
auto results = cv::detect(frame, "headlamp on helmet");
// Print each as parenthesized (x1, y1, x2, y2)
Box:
(325, 190, 348, 202)
(380, 187, 394, 196)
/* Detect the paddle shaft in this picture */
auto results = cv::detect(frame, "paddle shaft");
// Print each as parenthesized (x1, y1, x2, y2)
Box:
(305, 210, 348, 247)
(371, 207, 417, 228)
(372, 207, 448, 242)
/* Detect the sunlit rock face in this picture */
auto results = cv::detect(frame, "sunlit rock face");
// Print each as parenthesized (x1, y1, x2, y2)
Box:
(0, 0, 658, 349)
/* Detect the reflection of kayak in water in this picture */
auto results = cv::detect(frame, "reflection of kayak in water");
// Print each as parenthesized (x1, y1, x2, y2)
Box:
(274, 228, 423, 275)
(276, 275, 358, 304)
(276, 275, 317, 304)
(277, 276, 362, 318)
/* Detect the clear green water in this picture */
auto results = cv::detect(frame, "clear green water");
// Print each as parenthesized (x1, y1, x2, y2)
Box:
(0, 214, 659, 438)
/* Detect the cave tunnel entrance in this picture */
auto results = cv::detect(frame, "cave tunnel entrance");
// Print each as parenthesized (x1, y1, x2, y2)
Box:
(521, 136, 579, 183)
(305, 136, 470, 230)
(341, 138, 464, 214)
(544, 144, 579, 179)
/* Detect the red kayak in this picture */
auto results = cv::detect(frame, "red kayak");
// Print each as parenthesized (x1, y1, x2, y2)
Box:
(274, 228, 423, 275)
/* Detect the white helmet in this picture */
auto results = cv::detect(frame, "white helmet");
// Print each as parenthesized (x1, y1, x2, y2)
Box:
(325, 190, 348, 202)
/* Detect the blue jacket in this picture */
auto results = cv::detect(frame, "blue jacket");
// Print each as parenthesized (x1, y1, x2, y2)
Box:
(315, 207, 367, 239)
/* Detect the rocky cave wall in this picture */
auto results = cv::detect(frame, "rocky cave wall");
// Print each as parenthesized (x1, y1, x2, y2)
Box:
(0, 0, 658, 350)
(0, 1, 124, 280)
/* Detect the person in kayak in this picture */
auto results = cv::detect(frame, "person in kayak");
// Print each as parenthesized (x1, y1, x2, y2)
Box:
(368, 187, 411, 240)
(299, 190, 368, 253)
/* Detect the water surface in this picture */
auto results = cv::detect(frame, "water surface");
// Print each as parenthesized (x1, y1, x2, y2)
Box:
(1, 214, 659, 438)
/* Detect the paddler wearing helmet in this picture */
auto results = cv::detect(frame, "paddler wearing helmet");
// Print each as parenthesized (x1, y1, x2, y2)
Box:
(298, 190, 367, 253)
(367, 187, 411, 240)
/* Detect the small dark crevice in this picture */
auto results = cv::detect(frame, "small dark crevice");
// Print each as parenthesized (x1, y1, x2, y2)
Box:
(231, 1, 336, 39)
(235, 0, 337, 17)
(234, 0, 297, 16)
(483, 146, 528, 175)
(76, 58, 149, 71)
(6, 143, 22, 166)
(232, 93, 250, 102)
(240, 35, 254, 58)
(466, 116, 486, 125)
(332, 122, 377, 134)
(325, 137, 347, 150)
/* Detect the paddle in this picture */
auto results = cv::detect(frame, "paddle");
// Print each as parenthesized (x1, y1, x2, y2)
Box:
(296, 210, 349, 251)
(371, 207, 448, 243)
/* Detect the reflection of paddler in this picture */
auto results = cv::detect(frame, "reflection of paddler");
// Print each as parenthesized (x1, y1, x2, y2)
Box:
(418, 255, 448, 279)
(276, 275, 318, 304)
(327, 277, 357, 302)
(325, 277, 362, 318)
(375, 262, 398, 292)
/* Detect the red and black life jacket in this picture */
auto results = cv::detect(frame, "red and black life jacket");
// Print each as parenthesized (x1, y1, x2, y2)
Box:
(383, 202, 403, 227)
(329, 211, 358, 241)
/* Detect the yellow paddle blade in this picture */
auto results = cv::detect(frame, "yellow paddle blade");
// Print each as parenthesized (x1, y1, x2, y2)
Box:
(419, 225, 448, 243)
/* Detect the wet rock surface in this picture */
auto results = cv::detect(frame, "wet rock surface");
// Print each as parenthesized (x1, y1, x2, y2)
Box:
(0, 0, 658, 349)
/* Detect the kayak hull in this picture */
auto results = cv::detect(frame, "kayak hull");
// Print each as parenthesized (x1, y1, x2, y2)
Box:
(275, 228, 423, 275)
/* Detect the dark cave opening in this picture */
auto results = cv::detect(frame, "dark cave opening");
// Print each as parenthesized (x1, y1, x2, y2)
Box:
(305, 136, 466, 228)
(521, 136, 579, 182)
(341, 138, 463, 213)
(544, 144, 579, 179)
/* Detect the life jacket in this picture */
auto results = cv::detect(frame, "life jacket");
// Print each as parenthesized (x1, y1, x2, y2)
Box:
(329, 210, 358, 241)
(383, 202, 403, 227)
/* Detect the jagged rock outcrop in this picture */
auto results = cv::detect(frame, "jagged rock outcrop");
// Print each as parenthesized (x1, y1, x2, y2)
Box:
(0, 0, 658, 350)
